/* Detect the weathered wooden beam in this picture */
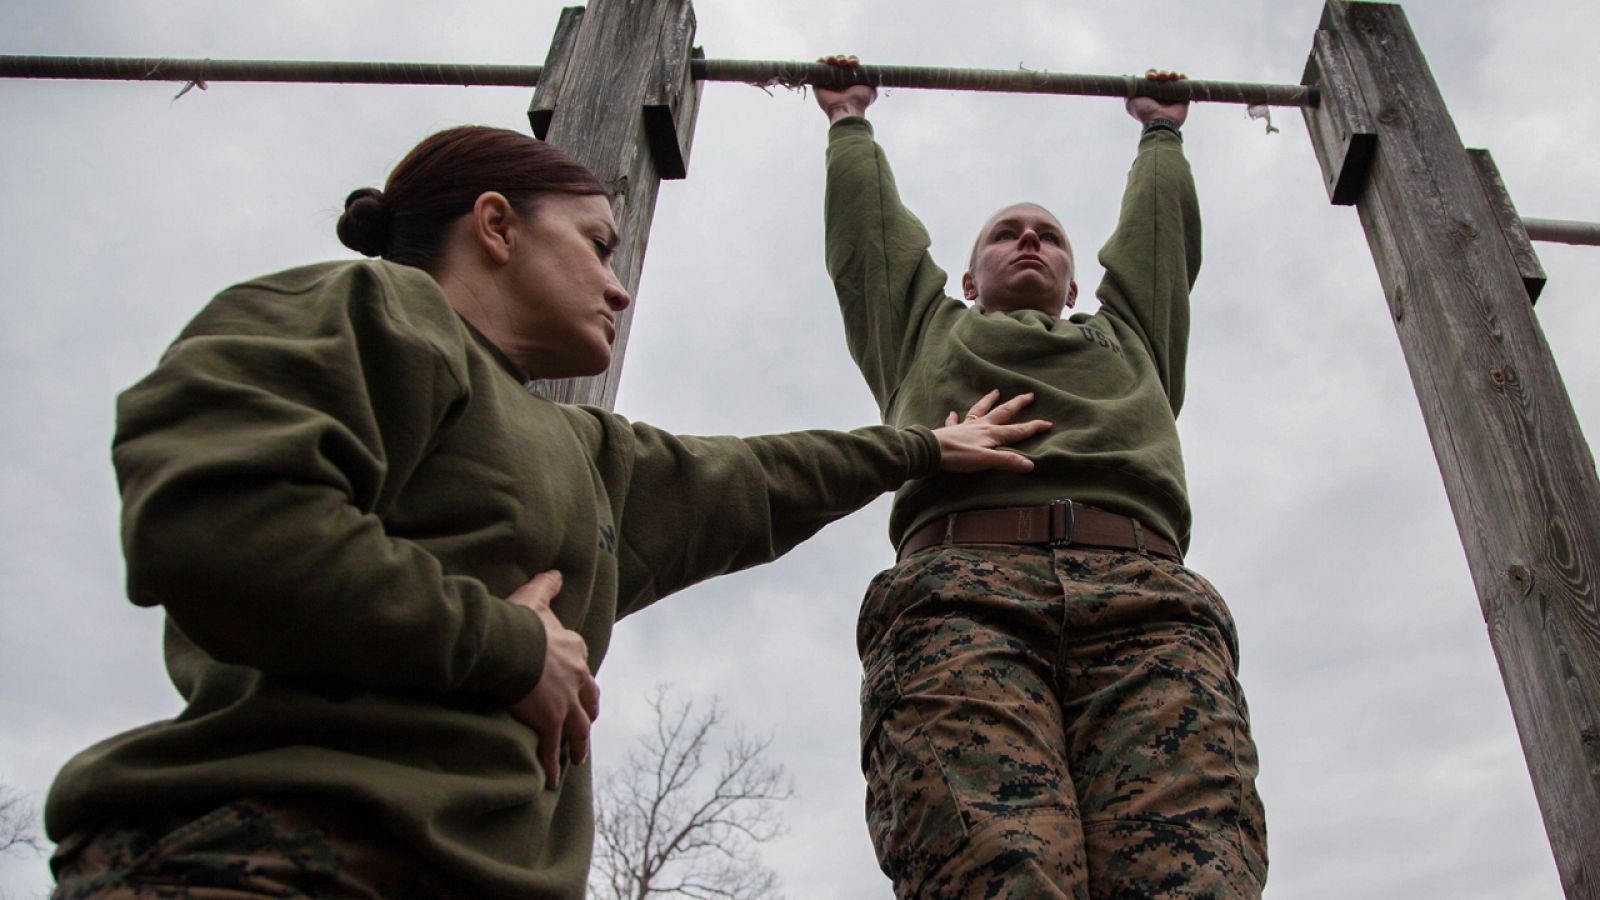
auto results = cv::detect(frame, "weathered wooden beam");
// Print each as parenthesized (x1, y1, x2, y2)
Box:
(1301, 26, 1377, 205)
(1306, 3, 1600, 895)
(523, 0, 702, 410)
(644, 44, 702, 181)
(1467, 148, 1546, 303)
(527, 7, 582, 141)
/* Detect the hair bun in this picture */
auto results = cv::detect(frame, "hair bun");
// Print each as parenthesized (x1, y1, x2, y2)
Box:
(336, 187, 393, 257)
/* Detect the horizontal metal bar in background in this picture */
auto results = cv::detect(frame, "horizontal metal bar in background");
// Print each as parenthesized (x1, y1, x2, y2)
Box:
(0, 54, 1317, 107)
(1524, 217, 1600, 248)
(0, 55, 544, 87)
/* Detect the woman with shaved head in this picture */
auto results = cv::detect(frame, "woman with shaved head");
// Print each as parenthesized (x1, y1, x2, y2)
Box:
(813, 59, 1267, 898)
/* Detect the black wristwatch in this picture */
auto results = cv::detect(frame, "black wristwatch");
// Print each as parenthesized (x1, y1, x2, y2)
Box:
(1142, 116, 1182, 141)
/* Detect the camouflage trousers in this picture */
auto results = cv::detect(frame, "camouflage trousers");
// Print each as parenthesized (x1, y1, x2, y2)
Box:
(51, 797, 477, 899)
(857, 545, 1267, 899)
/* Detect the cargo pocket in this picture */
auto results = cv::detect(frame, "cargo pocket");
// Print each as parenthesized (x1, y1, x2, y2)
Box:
(858, 647, 968, 895)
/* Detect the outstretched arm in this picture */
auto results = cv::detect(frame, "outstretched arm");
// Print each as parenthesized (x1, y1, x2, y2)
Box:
(1097, 68, 1201, 414)
(818, 54, 957, 412)
(610, 393, 1049, 616)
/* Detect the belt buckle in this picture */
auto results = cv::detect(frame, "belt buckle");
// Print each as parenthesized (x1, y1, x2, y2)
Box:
(1048, 499, 1075, 547)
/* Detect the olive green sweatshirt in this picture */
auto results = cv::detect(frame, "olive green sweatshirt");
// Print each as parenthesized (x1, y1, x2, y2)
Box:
(45, 260, 939, 898)
(824, 117, 1201, 552)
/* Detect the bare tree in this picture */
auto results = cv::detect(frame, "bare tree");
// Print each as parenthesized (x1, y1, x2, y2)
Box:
(589, 687, 793, 900)
(0, 783, 43, 858)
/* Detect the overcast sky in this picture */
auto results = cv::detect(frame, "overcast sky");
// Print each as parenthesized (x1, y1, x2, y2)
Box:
(2, 1, 1596, 897)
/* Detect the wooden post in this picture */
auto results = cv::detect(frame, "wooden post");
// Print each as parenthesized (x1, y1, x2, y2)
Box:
(525, 0, 702, 409)
(1302, 3, 1600, 894)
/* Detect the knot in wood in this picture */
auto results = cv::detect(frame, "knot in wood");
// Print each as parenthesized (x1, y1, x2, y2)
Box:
(1377, 110, 1396, 125)
(1507, 564, 1532, 596)
(1457, 222, 1479, 239)
(1491, 368, 1507, 386)
(1582, 727, 1600, 759)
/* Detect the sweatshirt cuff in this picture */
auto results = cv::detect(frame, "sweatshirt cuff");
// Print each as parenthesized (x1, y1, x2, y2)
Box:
(904, 424, 940, 478)
(477, 600, 547, 706)
(828, 116, 875, 142)
(1139, 128, 1184, 151)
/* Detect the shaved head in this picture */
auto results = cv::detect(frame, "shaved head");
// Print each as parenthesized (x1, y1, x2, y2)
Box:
(962, 202, 1079, 316)
(967, 202, 1074, 277)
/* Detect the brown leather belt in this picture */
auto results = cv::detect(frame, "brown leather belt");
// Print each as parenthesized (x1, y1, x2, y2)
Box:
(896, 501, 1181, 563)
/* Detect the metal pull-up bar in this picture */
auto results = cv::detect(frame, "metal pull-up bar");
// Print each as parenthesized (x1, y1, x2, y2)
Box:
(694, 59, 1317, 107)
(7, 53, 1599, 249)
(0, 53, 1316, 108)
(0, 55, 544, 89)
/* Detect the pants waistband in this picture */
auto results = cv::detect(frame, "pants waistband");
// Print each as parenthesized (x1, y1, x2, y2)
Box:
(896, 501, 1182, 563)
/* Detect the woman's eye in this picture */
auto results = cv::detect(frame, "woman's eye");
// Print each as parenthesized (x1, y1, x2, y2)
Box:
(993, 230, 1016, 242)
(1040, 233, 1062, 245)
(592, 238, 612, 258)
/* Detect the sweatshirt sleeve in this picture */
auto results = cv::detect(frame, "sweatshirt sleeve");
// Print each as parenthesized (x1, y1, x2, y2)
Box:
(1094, 130, 1201, 415)
(114, 264, 546, 707)
(824, 117, 959, 412)
(610, 422, 940, 618)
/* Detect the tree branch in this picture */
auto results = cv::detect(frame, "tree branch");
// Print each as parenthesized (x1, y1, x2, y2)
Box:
(0, 785, 44, 858)
(588, 686, 791, 900)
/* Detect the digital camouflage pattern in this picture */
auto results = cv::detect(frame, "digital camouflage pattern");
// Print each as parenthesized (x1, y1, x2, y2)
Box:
(52, 798, 477, 899)
(858, 544, 1267, 899)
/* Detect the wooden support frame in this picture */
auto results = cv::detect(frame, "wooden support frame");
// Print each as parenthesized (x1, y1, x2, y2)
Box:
(1300, 26, 1376, 205)
(1303, 3, 1600, 894)
(524, 0, 702, 409)
(1468, 148, 1546, 303)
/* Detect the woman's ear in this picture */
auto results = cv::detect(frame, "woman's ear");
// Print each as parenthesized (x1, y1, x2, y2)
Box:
(470, 192, 517, 265)
(961, 271, 979, 302)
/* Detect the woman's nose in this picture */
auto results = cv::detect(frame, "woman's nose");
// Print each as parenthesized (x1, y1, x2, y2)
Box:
(605, 279, 631, 312)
